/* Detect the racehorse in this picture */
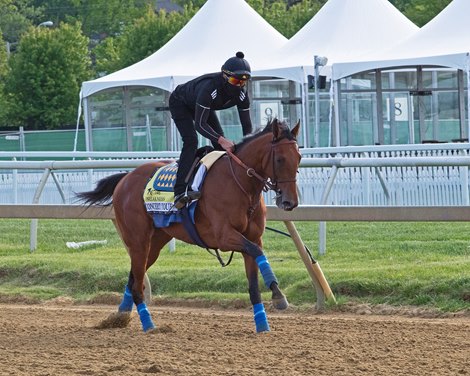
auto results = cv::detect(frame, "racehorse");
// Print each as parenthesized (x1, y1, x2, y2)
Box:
(77, 118, 301, 333)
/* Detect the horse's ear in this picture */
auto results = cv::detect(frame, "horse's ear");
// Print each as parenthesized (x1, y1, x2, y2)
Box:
(272, 118, 282, 140)
(291, 120, 300, 138)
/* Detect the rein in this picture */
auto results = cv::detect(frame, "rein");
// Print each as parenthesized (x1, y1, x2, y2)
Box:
(227, 150, 276, 192)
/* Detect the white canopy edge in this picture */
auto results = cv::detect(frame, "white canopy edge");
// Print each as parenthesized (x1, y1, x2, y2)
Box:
(332, 52, 470, 81)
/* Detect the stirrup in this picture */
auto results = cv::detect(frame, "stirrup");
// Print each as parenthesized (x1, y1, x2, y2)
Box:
(174, 191, 201, 209)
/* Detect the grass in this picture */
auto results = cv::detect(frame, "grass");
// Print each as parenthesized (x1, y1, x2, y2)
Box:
(0, 218, 468, 313)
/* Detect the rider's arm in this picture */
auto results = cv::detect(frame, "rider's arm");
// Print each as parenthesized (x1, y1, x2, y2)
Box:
(238, 108, 253, 136)
(194, 103, 221, 144)
(238, 90, 253, 136)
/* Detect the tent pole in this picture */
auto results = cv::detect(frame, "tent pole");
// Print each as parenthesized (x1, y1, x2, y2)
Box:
(333, 79, 341, 146)
(467, 56, 470, 140)
(73, 91, 83, 153)
(301, 80, 310, 147)
(83, 97, 92, 152)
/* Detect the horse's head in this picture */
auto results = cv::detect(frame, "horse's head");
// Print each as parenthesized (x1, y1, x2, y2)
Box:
(267, 119, 301, 211)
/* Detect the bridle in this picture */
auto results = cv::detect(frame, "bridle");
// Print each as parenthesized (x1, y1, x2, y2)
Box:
(226, 137, 299, 215)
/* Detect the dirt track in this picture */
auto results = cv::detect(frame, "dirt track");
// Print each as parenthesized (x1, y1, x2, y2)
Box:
(0, 303, 468, 376)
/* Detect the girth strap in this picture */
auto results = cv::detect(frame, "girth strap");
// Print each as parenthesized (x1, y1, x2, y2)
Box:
(180, 206, 234, 267)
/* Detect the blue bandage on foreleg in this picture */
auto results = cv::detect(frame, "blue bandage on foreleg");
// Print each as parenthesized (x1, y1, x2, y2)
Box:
(253, 303, 270, 332)
(118, 285, 134, 312)
(256, 255, 278, 289)
(137, 302, 156, 332)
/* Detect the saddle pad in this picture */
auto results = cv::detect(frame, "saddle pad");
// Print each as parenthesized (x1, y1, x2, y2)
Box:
(143, 162, 178, 213)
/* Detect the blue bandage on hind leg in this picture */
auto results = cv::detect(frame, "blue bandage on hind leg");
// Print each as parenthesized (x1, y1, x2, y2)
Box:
(118, 285, 134, 312)
(256, 255, 278, 289)
(137, 302, 156, 332)
(253, 303, 270, 332)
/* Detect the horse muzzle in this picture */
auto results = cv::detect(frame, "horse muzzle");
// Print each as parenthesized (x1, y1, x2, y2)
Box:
(275, 190, 298, 211)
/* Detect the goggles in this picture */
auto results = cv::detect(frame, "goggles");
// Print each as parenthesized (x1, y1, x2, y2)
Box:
(226, 75, 248, 87)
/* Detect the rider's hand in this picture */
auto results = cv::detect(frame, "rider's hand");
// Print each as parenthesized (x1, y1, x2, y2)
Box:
(218, 136, 235, 152)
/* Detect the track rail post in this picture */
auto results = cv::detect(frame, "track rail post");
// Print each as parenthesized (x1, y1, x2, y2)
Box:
(283, 220, 336, 309)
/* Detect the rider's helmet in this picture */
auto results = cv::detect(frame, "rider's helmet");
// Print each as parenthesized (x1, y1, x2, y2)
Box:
(221, 52, 251, 86)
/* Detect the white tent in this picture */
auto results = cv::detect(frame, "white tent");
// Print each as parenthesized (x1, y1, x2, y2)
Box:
(80, 0, 288, 98)
(253, 0, 419, 83)
(332, 0, 470, 80)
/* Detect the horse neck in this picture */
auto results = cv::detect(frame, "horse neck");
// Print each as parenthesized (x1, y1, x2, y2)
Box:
(236, 133, 272, 175)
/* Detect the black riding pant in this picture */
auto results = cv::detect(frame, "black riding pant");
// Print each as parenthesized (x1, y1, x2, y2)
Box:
(169, 94, 223, 195)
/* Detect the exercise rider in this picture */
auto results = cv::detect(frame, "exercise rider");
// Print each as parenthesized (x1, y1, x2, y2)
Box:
(169, 51, 253, 209)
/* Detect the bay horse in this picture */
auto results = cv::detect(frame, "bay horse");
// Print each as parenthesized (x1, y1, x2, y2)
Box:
(77, 118, 301, 333)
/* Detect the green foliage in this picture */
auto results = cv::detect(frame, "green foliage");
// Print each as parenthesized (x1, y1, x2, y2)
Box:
(93, 5, 197, 75)
(0, 30, 9, 126)
(5, 22, 92, 129)
(0, 0, 43, 43)
(32, 0, 153, 38)
(248, 0, 325, 38)
(401, 0, 451, 27)
(389, 0, 451, 27)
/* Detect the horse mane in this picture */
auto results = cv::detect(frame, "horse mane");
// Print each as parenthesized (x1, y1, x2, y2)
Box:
(235, 118, 294, 152)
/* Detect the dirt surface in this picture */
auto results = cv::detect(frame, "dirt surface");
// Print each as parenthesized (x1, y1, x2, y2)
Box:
(0, 303, 468, 376)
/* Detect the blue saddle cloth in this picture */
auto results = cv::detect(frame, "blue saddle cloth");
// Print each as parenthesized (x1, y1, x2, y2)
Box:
(152, 202, 196, 228)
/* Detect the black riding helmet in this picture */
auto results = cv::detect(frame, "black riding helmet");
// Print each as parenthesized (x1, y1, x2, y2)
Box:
(221, 51, 251, 80)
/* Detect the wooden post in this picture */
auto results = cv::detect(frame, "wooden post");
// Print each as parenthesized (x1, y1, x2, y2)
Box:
(283, 221, 336, 309)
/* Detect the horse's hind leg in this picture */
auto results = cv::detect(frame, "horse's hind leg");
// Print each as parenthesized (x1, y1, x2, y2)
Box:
(119, 228, 172, 332)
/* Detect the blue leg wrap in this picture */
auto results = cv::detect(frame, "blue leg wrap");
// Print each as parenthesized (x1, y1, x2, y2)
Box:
(253, 303, 270, 332)
(137, 303, 156, 332)
(118, 285, 134, 312)
(256, 255, 278, 289)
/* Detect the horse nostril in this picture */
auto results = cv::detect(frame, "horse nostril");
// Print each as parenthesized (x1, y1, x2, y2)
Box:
(282, 201, 295, 211)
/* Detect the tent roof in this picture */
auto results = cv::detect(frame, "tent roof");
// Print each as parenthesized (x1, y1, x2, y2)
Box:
(253, 0, 418, 83)
(332, 0, 470, 80)
(81, 0, 287, 98)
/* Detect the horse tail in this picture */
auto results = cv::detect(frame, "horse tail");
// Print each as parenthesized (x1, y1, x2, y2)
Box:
(75, 172, 128, 206)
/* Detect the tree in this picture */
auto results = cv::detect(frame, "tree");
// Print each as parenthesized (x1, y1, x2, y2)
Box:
(6, 22, 92, 129)
(401, 0, 451, 27)
(388, 0, 451, 27)
(0, 0, 43, 44)
(0, 29, 9, 126)
(93, 5, 196, 75)
(248, 0, 325, 38)
(32, 0, 154, 38)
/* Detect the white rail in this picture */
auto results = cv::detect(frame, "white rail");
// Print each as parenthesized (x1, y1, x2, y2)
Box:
(2, 154, 470, 254)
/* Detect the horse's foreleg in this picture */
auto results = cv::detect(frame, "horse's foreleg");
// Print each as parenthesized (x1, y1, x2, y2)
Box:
(243, 254, 270, 332)
(129, 255, 155, 332)
(242, 238, 289, 311)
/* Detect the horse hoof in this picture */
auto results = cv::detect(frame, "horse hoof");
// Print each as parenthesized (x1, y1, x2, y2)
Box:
(144, 326, 158, 334)
(272, 296, 289, 310)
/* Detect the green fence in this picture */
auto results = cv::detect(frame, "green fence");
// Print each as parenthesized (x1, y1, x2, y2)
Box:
(0, 126, 169, 153)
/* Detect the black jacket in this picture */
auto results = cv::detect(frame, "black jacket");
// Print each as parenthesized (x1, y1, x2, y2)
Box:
(171, 72, 253, 143)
